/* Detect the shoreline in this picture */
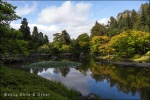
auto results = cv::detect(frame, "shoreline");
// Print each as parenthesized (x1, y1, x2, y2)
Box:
(110, 61, 150, 67)
(96, 60, 150, 68)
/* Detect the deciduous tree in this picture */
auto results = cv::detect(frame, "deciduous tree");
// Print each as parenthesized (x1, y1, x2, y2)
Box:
(0, 1, 28, 58)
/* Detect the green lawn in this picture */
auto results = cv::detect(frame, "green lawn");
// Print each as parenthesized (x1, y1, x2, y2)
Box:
(133, 51, 150, 62)
(0, 66, 79, 100)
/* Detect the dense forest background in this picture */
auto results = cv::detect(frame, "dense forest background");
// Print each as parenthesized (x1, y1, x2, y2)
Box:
(0, 1, 150, 61)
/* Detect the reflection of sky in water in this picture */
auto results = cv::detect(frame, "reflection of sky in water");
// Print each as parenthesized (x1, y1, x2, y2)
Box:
(36, 68, 140, 99)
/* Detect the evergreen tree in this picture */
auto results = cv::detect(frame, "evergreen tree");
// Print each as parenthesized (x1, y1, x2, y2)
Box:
(126, 12, 132, 29)
(38, 32, 44, 40)
(108, 16, 118, 29)
(139, 3, 150, 32)
(32, 26, 39, 41)
(107, 16, 119, 37)
(38, 32, 44, 46)
(60, 30, 71, 45)
(53, 33, 61, 42)
(131, 9, 138, 26)
(117, 15, 124, 30)
(140, 7, 147, 27)
(19, 18, 30, 40)
(91, 21, 106, 37)
(44, 35, 49, 43)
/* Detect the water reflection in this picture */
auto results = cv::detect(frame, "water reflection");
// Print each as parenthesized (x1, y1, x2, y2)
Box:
(30, 58, 150, 100)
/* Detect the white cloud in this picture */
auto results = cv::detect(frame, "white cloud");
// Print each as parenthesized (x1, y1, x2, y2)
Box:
(37, 1, 91, 26)
(10, 23, 21, 30)
(64, 22, 94, 39)
(10, 1, 109, 42)
(10, 18, 108, 42)
(29, 24, 59, 41)
(36, 1, 93, 41)
(16, 2, 37, 16)
(29, 24, 59, 33)
(98, 18, 109, 25)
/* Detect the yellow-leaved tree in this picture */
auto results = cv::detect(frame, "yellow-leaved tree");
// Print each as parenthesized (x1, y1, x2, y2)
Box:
(109, 30, 150, 57)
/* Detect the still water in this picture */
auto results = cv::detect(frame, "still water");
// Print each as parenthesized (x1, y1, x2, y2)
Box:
(29, 58, 150, 100)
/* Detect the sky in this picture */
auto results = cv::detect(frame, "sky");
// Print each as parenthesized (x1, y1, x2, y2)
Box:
(7, 0, 149, 42)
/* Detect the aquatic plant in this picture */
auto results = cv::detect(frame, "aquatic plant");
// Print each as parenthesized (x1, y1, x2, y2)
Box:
(25, 61, 81, 68)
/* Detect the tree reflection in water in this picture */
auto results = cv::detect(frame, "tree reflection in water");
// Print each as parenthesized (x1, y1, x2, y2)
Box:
(30, 58, 150, 100)
(70, 57, 149, 100)
(59, 68, 70, 77)
(80, 58, 150, 100)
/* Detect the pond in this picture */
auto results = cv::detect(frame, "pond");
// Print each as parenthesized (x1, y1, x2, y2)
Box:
(6, 58, 150, 100)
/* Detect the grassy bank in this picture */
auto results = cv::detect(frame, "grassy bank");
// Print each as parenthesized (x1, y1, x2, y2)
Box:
(133, 51, 150, 62)
(0, 66, 79, 100)
(99, 51, 150, 63)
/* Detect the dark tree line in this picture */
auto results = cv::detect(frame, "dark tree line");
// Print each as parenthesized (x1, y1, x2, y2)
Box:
(0, 0, 49, 60)
(19, 18, 49, 53)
